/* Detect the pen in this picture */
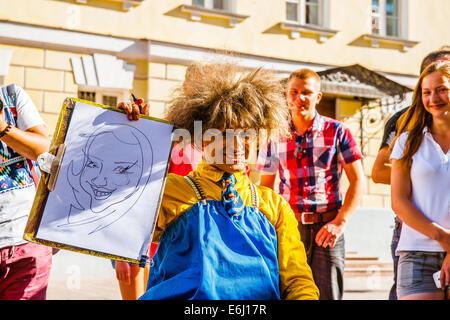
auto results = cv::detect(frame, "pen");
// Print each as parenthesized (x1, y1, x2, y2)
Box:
(131, 92, 142, 113)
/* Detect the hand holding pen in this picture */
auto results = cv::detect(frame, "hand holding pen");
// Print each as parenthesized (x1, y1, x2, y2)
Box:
(131, 93, 143, 113)
(117, 92, 149, 121)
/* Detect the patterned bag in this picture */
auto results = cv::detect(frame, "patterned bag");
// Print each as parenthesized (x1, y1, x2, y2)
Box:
(0, 84, 40, 193)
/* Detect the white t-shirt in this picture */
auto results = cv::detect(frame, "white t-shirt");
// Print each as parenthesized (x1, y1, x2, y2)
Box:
(0, 84, 46, 248)
(390, 129, 450, 253)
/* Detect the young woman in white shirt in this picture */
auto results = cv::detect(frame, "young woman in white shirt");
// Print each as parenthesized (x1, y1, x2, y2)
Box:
(390, 61, 450, 300)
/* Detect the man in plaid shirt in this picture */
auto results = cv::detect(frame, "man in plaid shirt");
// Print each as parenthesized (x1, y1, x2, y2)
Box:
(257, 68, 364, 300)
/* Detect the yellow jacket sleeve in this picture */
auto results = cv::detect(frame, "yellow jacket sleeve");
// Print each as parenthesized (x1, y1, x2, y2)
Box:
(151, 174, 197, 243)
(258, 186, 319, 300)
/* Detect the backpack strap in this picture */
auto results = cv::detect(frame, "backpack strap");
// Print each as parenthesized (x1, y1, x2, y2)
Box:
(184, 175, 207, 206)
(249, 182, 259, 208)
(1, 84, 18, 124)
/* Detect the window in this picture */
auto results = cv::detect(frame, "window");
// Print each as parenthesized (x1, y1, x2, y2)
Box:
(78, 90, 120, 107)
(102, 95, 118, 107)
(193, 0, 230, 11)
(386, 0, 399, 37)
(286, 0, 321, 26)
(305, 0, 319, 25)
(371, 0, 399, 37)
(183, 1, 246, 27)
(71, 54, 133, 107)
(364, 0, 416, 50)
(281, 0, 336, 42)
(79, 91, 96, 102)
(286, 0, 299, 22)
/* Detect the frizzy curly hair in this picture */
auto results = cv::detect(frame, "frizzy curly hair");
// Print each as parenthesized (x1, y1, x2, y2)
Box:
(165, 61, 291, 146)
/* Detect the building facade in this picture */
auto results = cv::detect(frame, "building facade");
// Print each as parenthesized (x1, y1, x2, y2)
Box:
(1, 0, 449, 258)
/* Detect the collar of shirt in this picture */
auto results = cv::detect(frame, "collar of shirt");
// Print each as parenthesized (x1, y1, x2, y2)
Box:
(422, 126, 450, 161)
(194, 160, 248, 187)
(291, 111, 325, 137)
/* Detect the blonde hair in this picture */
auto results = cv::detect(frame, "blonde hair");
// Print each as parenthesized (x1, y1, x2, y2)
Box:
(287, 68, 321, 90)
(166, 61, 291, 146)
(392, 61, 450, 169)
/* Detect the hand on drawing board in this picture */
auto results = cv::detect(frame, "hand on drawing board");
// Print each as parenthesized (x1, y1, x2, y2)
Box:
(117, 98, 149, 121)
(57, 123, 153, 235)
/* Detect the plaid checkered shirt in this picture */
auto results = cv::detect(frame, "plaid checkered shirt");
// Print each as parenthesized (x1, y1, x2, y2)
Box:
(256, 112, 363, 215)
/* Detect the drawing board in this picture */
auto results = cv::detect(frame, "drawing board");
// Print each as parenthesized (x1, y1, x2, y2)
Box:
(24, 98, 174, 264)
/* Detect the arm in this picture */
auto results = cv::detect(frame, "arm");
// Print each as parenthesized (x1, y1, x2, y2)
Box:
(315, 159, 365, 248)
(115, 261, 132, 285)
(371, 146, 392, 184)
(442, 253, 450, 291)
(255, 140, 278, 189)
(372, 108, 407, 184)
(391, 158, 450, 290)
(259, 173, 276, 189)
(0, 110, 50, 161)
(275, 199, 319, 300)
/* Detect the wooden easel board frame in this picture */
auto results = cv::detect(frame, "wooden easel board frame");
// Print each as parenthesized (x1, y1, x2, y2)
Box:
(24, 98, 174, 264)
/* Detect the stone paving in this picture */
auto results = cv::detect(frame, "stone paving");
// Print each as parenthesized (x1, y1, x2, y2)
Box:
(43, 248, 395, 300)
(47, 276, 392, 300)
(46, 257, 394, 300)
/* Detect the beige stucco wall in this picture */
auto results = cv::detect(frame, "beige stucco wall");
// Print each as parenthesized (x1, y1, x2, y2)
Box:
(2, 0, 449, 76)
(0, 0, 448, 209)
(134, 61, 187, 119)
(0, 44, 82, 135)
(0, 41, 188, 133)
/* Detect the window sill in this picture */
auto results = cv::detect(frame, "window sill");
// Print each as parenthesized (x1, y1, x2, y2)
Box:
(180, 4, 249, 27)
(362, 34, 419, 52)
(75, 0, 144, 11)
(280, 22, 338, 42)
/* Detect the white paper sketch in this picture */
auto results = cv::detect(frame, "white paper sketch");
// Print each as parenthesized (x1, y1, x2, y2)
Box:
(58, 123, 153, 234)
(35, 101, 173, 260)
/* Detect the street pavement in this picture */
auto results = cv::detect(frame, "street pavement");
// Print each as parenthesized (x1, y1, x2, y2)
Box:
(47, 277, 392, 300)
(46, 250, 393, 300)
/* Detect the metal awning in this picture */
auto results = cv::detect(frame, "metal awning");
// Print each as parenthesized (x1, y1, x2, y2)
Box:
(317, 64, 413, 99)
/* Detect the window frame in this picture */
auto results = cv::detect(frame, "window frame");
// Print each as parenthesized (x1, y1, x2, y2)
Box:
(282, 0, 335, 42)
(78, 88, 127, 108)
(75, 0, 145, 11)
(183, 1, 247, 27)
(371, 0, 403, 38)
(192, 0, 234, 12)
(285, 0, 323, 27)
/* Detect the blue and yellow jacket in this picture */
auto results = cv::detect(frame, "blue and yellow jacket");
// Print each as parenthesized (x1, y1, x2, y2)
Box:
(141, 162, 319, 300)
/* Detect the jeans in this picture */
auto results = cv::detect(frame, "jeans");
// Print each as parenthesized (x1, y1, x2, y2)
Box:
(0, 242, 52, 300)
(389, 217, 402, 300)
(298, 222, 345, 300)
(397, 251, 445, 299)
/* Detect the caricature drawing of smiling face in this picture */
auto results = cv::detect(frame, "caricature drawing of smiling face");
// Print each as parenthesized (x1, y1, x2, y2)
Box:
(79, 131, 143, 213)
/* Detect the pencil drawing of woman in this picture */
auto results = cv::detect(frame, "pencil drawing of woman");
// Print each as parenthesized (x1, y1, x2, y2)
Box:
(59, 123, 153, 234)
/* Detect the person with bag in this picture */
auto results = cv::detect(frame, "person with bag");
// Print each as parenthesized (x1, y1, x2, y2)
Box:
(0, 84, 52, 300)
